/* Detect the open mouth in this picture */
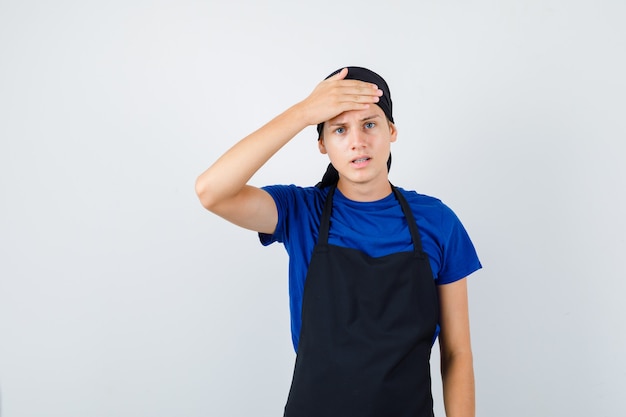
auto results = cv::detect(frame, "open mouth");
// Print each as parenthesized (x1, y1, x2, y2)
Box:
(352, 157, 371, 164)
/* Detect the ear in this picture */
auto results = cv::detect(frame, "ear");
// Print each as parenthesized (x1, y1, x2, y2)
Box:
(318, 138, 327, 154)
(388, 122, 398, 143)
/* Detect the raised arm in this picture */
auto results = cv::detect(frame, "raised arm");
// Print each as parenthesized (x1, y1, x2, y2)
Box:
(194, 68, 383, 233)
(438, 278, 475, 417)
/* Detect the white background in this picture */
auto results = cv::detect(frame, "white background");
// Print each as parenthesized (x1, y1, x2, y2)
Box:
(1, 0, 625, 416)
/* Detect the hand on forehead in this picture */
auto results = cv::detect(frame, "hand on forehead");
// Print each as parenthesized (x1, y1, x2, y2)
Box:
(316, 66, 394, 137)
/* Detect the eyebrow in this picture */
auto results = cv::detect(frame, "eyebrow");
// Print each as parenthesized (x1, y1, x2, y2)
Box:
(329, 114, 381, 127)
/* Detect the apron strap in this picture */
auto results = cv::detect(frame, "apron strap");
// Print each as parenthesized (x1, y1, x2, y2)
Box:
(317, 185, 336, 245)
(391, 184, 426, 254)
(318, 184, 426, 255)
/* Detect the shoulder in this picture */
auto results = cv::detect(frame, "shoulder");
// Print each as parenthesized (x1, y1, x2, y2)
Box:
(394, 187, 455, 223)
(395, 188, 482, 283)
(396, 187, 443, 206)
(395, 186, 476, 251)
(262, 184, 328, 208)
(262, 183, 326, 195)
(259, 184, 329, 245)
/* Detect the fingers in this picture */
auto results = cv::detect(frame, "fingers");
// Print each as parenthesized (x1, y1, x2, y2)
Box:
(334, 82, 382, 108)
(326, 68, 381, 99)
(300, 70, 384, 125)
(328, 67, 349, 80)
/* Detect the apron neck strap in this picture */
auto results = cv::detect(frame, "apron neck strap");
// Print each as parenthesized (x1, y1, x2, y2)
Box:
(318, 185, 336, 245)
(318, 184, 425, 253)
(391, 185, 425, 253)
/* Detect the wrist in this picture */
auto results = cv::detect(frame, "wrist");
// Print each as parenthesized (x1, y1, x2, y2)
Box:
(284, 101, 314, 130)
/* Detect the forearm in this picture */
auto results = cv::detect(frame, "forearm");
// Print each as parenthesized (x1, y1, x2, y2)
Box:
(195, 68, 382, 210)
(195, 103, 308, 209)
(441, 350, 475, 417)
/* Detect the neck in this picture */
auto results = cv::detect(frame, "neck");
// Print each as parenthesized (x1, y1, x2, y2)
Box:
(336, 177, 392, 202)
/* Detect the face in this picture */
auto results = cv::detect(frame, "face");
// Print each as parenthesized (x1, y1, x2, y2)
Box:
(318, 105, 397, 197)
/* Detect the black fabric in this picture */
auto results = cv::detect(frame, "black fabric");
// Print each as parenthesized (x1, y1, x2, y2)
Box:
(283, 185, 439, 417)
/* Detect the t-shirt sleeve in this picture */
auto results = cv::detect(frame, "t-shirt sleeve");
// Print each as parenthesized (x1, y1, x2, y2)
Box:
(436, 204, 482, 285)
(258, 185, 291, 246)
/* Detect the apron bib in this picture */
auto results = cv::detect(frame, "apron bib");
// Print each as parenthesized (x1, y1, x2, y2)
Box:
(284, 185, 439, 417)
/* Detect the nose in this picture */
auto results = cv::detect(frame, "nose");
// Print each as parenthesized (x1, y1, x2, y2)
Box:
(348, 128, 367, 150)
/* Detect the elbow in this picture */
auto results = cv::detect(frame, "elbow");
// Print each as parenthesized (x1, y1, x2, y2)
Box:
(195, 175, 218, 211)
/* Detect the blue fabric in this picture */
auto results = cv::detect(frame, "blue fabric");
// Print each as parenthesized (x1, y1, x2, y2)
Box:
(259, 184, 482, 352)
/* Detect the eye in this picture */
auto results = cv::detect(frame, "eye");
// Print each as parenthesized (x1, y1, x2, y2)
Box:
(364, 122, 376, 129)
(334, 127, 345, 134)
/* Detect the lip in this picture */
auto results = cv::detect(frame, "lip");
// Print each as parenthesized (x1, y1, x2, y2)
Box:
(351, 155, 371, 168)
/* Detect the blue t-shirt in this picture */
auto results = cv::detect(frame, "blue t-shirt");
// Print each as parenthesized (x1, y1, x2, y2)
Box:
(259, 185, 482, 352)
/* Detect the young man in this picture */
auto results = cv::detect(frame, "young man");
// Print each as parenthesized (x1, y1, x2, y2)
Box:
(196, 67, 481, 417)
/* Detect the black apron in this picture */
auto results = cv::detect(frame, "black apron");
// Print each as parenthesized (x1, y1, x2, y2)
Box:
(284, 185, 440, 417)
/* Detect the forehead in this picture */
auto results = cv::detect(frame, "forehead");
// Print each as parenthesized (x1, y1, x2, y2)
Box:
(327, 105, 386, 125)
